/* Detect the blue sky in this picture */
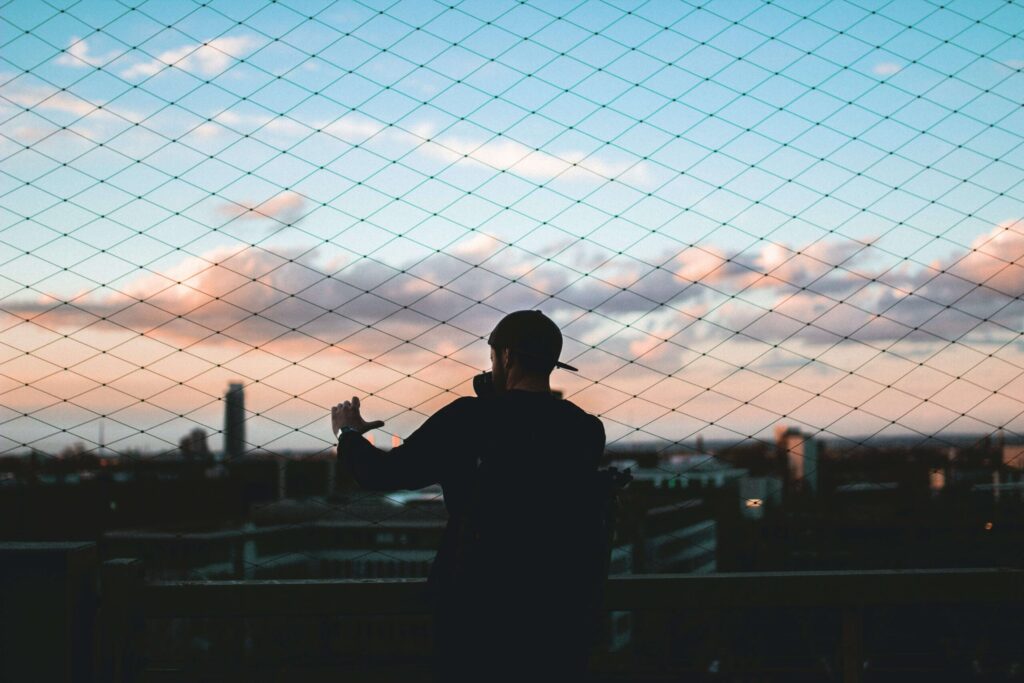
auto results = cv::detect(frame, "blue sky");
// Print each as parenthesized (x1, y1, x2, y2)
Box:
(1, 0, 1023, 455)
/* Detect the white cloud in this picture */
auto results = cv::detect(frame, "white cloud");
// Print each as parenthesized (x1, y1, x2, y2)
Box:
(120, 35, 260, 79)
(182, 110, 384, 143)
(56, 37, 121, 68)
(120, 97, 638, 184)
(872, 62, 902, 77)
(320, 115, 385, 142)
(1, 67, 152, 124)
(1, 78, 104, 117)
(423, 134, 646, 182)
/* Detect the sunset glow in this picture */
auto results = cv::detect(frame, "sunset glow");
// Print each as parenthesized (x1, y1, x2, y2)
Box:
(2, 0, 1022, 456)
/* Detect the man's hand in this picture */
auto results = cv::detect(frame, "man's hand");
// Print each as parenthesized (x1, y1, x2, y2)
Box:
(331, 396, 385, 437)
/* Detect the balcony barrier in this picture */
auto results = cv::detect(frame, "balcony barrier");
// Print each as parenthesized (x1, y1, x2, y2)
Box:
(4, 543, 1022, 683)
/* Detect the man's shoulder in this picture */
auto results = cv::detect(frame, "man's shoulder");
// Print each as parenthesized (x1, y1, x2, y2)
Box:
(559, 398, 604, 431)
(442, 394, 479, 410)
(435, 392, 603, 435)
(431, 394, 483, 421)
(410, 395, 487, 443)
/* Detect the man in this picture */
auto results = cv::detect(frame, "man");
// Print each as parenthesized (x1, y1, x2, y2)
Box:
(331, 310, 607, 681)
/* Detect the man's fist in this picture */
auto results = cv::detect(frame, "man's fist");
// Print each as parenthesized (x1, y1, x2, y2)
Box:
(331, 396, 385, 437)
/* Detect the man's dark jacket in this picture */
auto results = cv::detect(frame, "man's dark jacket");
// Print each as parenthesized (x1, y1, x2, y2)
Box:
(338, 389, 606, 679)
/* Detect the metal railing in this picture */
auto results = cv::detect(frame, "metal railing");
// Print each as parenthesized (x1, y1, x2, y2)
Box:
(4, 543, 1021, 682)
(104, 561, 1024, 683)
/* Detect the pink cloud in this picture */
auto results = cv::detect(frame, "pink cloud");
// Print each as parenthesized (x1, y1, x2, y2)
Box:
(4, 223, 1024, 450)
(216, 191, 311, 228)
(8, 224, 1020, 359)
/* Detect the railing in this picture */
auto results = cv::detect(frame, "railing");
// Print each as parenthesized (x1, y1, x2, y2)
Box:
(3, 543, 1021, 682)
(129, 568, 1024, 682)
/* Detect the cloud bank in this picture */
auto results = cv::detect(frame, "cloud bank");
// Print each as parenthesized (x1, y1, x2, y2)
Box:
(4, 222, 1023, 450)
(8, 221, 1021, 365)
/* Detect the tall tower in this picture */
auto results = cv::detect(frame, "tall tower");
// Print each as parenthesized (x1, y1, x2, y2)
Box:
(224, 383, 245, 462)
(777, 425, 819, 495)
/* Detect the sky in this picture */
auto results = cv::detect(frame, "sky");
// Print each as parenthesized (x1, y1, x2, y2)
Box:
(1, 0, 1023, 456)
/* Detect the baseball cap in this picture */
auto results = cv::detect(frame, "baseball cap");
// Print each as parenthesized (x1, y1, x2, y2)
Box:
(487, 310, 578, 372)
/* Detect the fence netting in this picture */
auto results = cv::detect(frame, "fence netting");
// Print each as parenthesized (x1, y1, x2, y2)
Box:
(1, 0, 1023, 579)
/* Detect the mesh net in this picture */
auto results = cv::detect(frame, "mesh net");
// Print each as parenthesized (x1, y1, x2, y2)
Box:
(2, 0, 1023, 578)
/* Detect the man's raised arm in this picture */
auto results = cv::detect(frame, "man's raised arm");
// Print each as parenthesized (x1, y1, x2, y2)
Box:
(331, 396, 470, 491)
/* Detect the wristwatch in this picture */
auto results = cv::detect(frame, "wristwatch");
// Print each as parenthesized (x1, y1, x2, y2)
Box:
(337, 425, 360, 438)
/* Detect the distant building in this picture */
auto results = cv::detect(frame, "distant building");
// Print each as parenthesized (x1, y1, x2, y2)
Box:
(1003, 444, 1024, 470)
(105, 493, 448, 581)
(610, 454, 747, 491)
(179, 428, 211, 461)
(224, 383, 245, 462)
(776, 425, 820, 495)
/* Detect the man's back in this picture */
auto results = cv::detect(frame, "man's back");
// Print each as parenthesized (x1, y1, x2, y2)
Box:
(432, 391, 604, 564)
(430, 390, 606, 681)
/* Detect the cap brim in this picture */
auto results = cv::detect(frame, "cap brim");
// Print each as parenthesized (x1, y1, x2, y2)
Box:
(555, 361, 578, 372)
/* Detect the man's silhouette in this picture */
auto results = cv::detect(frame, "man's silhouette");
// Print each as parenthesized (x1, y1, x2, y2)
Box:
(332, 310, 606, 682)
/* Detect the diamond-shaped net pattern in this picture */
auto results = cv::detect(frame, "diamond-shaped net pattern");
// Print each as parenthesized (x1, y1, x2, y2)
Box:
(2, 0, 1024, 578)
